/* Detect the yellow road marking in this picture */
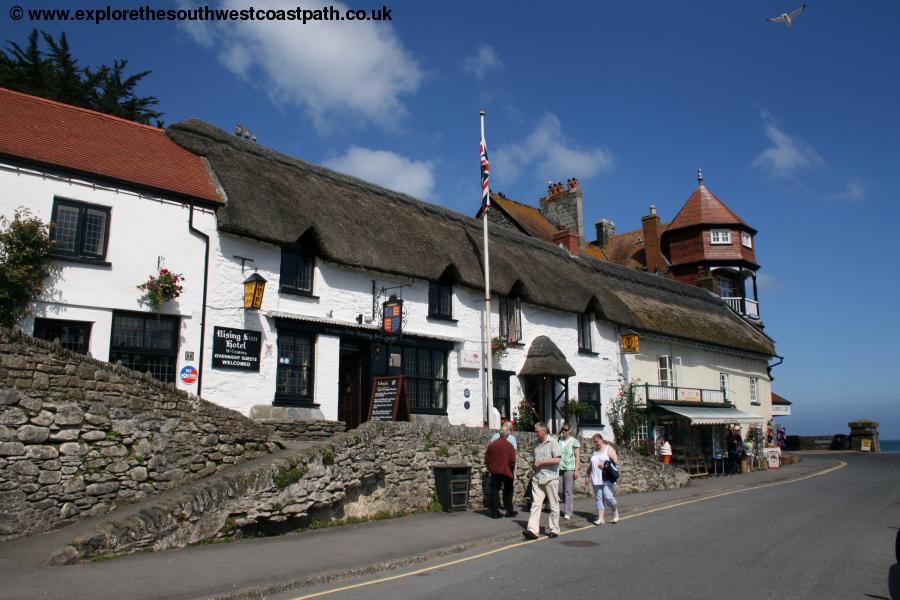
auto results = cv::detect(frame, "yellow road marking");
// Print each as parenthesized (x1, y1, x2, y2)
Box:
(290, 460, 847, 600)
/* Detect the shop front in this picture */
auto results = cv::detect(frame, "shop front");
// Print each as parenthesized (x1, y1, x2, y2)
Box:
(649, 403, 765, 476)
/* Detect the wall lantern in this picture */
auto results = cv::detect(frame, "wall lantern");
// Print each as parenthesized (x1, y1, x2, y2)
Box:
(243, 272, 267, 310)
(621, 330, 640, 354)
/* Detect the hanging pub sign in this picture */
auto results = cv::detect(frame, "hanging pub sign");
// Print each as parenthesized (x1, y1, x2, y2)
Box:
(368, 375, 410, 422)
(621, 333, 640, 353)
(212, 327, 262, 371)
(382, 295, 403, 335)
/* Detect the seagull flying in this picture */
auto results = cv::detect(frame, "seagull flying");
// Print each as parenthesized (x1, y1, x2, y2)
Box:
(767, 3, 807, 27)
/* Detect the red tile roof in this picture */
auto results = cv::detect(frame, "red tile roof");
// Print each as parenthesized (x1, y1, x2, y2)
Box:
(490, 194, 560, 240)
(771, 392, 792, 405)
(666, 184, 752, 233)
(0, 87, 222, 203)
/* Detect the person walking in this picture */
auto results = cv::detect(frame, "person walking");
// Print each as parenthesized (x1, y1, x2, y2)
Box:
(485, 423, 517, 518)
(490, 420, 517, 449)
(585, 433, 618, 525)
(557, 423, 581, 520)
(524, 421, 561, 539)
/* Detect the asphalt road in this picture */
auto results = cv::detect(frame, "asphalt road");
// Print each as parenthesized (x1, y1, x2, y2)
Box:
(284, 453, 900, 600)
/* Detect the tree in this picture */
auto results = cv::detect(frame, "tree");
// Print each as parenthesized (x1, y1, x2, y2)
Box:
(0, 29, 163, 125)
(606, 381, 645, 449)
(0, 209, 56, 329)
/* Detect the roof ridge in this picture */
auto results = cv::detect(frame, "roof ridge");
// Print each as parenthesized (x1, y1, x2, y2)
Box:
(0, 86, 165, 134)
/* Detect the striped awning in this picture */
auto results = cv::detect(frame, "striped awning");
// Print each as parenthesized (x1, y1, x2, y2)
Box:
(656, 404, 764, 425)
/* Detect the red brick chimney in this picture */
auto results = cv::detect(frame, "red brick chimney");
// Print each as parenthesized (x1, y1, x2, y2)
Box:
(641, 205, 666, 274)
(552, 227, 580, 256)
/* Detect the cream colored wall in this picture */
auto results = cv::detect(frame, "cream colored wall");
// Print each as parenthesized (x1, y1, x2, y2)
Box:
(625, 335, 772, 423)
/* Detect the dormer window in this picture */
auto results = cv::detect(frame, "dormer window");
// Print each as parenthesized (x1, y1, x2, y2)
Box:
(428, 281, 453, 320)
(498, 296, 522, 342)
(280, 247, 314, 295)
(741, 232, 753, 248)
(710, 229, 732, 245)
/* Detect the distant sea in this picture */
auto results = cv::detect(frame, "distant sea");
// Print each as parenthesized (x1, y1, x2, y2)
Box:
(881, 440, 900, 453)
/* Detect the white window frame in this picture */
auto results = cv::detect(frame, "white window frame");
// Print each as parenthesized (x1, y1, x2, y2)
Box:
(718, 276, 735, 298)
(658, 355, 673, 387)
(710, 229, 732, 245)
(749, 377, 759, 404)
(741, 231, 753, 248)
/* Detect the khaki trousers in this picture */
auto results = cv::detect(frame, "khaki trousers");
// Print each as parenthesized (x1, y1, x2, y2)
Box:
(527, 477, 560, 535)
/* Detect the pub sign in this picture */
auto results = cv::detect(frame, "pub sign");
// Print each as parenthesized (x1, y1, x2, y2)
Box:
(212, 327, 262, 371)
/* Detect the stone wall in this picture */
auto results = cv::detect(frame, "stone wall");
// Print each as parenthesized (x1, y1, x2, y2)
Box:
(60, 421, 688, 562)
(258, 419, 346, 441)
(0, 328, 276, 540)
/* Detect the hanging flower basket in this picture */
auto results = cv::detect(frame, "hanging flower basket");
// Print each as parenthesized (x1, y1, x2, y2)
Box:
(491, 336, 510, 359)
(138, 268, 184, 311)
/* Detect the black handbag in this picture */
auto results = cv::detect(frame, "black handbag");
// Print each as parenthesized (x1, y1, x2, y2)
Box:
(602, 458, 619, 483)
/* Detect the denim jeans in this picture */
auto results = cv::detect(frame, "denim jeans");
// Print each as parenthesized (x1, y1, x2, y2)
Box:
(593, 482, 617, 510)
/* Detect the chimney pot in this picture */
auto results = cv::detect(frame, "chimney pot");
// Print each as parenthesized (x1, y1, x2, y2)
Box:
(650, 205, 657, 216)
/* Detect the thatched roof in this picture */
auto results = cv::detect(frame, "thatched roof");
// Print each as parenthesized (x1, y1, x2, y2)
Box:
(519, 336, 577, 377)
(166, 120, 775, 357)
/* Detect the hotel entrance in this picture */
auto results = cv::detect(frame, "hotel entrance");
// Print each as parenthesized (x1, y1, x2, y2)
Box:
(338, 340, 369, 429)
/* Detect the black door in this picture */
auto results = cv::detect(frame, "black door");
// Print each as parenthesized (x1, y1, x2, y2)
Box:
(338, 342, 366, 429)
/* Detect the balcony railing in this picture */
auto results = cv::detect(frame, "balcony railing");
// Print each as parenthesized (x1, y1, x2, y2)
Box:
(643, 384, 727, 405)
(722, 297, 760, 319)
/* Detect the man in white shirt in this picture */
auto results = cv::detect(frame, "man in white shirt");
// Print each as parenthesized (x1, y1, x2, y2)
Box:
(524, 421, 560, 539)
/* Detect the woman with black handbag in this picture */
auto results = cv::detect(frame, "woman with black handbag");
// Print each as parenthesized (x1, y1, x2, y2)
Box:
(585, 433, 619, 525)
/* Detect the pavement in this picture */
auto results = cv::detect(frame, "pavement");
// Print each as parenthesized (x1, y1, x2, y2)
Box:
(0, 454, 853, 600)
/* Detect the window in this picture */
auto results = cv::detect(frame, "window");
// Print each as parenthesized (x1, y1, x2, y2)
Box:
(493, 372, 512, 421)
(428, 282, 453, 320)
(50, 198, 111, 261)
(719, 372, 729, 392)
(498, 296, 522, 342)
(33, 318, 92, 354)
(402, 346, 447, 412)
(109, 312, 179, 383)
(710, 229, 732, 245)
(275, 332, 315, 405)
(750, 377, 759, 405)
(577, 313, 592, 352)
(280, 248, 314, 294)
(741, 232, 753, 248)
(578, 382, 602, 425)
(658, 355, 673, 387)
(718, 276, 735, 298)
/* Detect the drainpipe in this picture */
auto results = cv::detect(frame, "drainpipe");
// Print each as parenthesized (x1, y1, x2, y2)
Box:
(188, 202, 210, 397)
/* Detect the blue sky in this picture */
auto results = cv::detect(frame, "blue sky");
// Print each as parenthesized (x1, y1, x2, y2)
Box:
(6, 1, 899, 437)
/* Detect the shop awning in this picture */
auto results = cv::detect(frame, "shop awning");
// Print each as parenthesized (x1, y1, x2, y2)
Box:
(656, 404, 764, 425)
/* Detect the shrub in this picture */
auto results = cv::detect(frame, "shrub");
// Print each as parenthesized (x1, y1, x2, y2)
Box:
(0, 208, 56, 328)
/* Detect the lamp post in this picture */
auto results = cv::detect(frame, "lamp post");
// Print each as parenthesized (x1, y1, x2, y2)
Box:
(243, 272, 267, 310)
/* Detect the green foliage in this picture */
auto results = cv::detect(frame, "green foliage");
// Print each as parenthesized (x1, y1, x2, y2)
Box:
(606, 381, 644, 449)
(89, 552, 127, 562)
(564, 397, 592, 435)
(0, 208, 56, 328)
(137, 268, 184, 312)
(321, 446, 336, 465)
(274, 466, 304, 489)
(513, 397, 536, 432)
(435, 445, 449, 458)
(0, 29, 163, 125)
(424, 493, 443, 513)
(306, 511, 404, 530)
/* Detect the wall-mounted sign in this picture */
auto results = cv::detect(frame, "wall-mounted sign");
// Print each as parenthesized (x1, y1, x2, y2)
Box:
(771, 405, 791, 416)
(621, 334, 640, 353)
(368, 376, 409, 422)
(180, 365, 198, 385)
(458, 348, 481, 370)
(860, 439, 872, 452)
(464, 388, 470, 398)
(184, 351, 195, 361)
(212, 327, 262, 371)
(677, 388, 702, 402)
(382, 296, 403, 335)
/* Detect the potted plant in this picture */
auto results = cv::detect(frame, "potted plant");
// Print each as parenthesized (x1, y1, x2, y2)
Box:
(490, 336, 510, 360)
(138, 268, 184, 312)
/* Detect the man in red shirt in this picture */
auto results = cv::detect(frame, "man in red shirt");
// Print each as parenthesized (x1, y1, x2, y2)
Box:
(485, 423, 517, 518)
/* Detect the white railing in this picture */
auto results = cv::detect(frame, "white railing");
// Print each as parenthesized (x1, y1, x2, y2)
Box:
(645, 384, 727, 404)
(722, 297, 760, 319)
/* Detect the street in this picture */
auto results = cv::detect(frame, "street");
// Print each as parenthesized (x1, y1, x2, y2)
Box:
(283, 454, 900, 600)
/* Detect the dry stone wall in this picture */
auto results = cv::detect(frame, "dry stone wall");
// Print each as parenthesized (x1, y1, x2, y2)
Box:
(60, 421, 688, 561)
(0, 328, 276, 540)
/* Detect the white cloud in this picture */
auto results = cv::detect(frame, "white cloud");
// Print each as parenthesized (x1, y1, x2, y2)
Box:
(756, 272, 784, 293)
(492, 113, 614, 184)
(753, 111, 825, 177)
(180, 0, 422, 131)
(829, 177, 870, 203)
(323, 147, 436, 199)
(464, 45, 503, 79)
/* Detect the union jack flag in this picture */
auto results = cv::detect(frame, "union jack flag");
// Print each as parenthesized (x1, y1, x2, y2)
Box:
(480, 139, 490, 212)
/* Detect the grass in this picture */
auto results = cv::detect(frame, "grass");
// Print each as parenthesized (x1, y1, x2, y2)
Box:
(321, 446, 336, 465)
(305, 511, 405, 531)
(424, 493, 443, 513)
(274, 466, 304, 489)
(88, 552, 127, 562)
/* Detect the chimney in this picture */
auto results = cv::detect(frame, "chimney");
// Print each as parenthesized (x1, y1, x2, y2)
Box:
(552, 227, 580, 256)
(696, 266, 716, 292)
(641, 204, 666, 273)
(595, 219, 615, 249)
(540, 178, 584, 245)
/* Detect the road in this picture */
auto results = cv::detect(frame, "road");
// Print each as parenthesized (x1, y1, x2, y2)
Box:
(282, 453, 900, 600)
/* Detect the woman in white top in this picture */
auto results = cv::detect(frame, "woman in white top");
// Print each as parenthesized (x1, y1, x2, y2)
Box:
(584, 433, 619, 525)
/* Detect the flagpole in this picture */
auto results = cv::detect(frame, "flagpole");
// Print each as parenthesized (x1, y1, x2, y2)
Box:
(480, 110, 495, 428)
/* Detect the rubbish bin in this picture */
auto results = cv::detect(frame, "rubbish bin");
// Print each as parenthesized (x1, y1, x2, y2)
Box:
(432, 464, 472, 512)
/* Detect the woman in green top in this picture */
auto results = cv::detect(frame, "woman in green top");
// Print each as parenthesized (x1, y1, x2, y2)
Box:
(557, 423, 581, 520)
